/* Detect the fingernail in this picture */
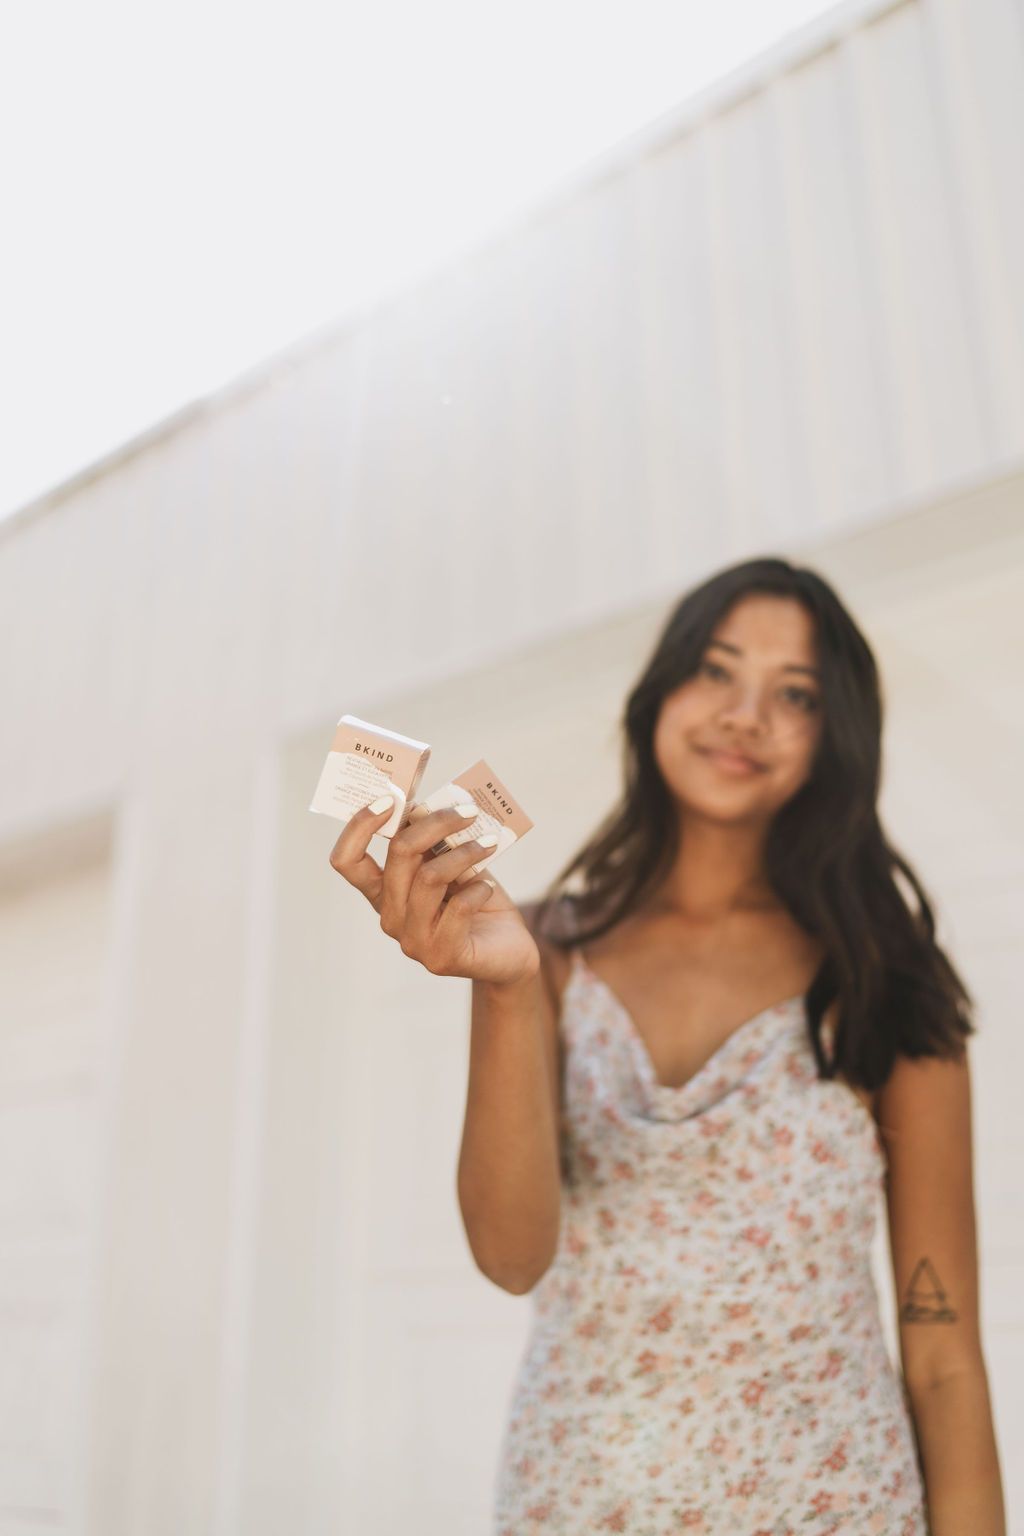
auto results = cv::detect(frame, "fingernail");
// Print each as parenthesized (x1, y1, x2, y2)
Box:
(478, 833, 499, 848)
(369, 794, 395, 814)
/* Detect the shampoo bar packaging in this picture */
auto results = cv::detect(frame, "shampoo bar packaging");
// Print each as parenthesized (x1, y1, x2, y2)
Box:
(308, 714, 431, 839)
(415, 758, 533, 884)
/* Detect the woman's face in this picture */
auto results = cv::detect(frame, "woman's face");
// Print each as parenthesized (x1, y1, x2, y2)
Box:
(653, 593, 824, 825)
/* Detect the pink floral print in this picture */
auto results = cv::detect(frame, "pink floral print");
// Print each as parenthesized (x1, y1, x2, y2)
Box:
(492, 947, 928, 1534)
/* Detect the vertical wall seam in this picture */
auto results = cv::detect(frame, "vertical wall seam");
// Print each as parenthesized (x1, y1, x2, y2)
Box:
(917, 0, 1000, 464)
(834, 26, 903, 508)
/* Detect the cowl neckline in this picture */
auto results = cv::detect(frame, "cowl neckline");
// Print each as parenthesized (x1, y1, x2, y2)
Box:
(567, 946, 806, 1122)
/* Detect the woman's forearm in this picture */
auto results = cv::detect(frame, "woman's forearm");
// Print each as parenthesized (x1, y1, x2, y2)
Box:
(907, 1363, 1006, 1535)
(456, 972, 562, 1292)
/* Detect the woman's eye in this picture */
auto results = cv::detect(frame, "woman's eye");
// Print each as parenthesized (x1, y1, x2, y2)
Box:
(700, 660, 819, 713)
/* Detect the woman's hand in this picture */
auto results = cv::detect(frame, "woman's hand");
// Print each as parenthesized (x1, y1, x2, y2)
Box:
(328, 800, 540, 986)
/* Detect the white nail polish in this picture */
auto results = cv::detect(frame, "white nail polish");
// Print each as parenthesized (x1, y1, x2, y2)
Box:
(415, 763, 535, 879)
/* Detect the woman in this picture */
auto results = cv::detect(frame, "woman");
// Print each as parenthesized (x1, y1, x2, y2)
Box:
(330, 557, 1005, 1533)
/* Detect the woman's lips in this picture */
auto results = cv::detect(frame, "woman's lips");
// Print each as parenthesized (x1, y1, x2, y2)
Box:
(698, 746, 765, 774)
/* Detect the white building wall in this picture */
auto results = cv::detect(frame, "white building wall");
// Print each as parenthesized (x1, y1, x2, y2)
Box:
(0, 0, 1021, 1530)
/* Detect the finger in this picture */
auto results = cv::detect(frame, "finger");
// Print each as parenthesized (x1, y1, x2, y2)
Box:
(403, 833, 495, 950)
(379, 803, 478, 931)
(431, 875, 497, 967)
(327, 797, 398, 910)
(405, 802, 441, 859)
(439, 871, 497, 920)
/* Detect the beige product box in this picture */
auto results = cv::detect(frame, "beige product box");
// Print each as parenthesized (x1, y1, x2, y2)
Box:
(416, 758, 534, 884)
(308, 714, 431, 839)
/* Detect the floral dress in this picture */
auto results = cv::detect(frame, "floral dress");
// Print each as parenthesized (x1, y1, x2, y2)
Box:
(492, 947, 929, 1534)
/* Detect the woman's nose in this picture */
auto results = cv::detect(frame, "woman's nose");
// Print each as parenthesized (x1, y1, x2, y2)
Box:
(717, 684, 769, 727)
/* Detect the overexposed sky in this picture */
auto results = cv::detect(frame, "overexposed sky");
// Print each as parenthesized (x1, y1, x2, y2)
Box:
(0, 0, 841, 523)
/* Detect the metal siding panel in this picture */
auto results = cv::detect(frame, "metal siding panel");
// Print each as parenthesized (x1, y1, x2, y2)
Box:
(565, 181, 661, 601)
(922, 0, 1024, 460)
(768, 46, 900, 524)
(499, 216, 589, 626)
(702, 93, 812, 552)
(628, 136, 733, 581)
(377, 296, 470, 660)
(416, 266, 518, 659)
(842, 3, 990, 498)
(460, 243, 551, 633)
(273, 341, 375, 726)
(470, 227, 582, 633)
(328, 290, 486, 675)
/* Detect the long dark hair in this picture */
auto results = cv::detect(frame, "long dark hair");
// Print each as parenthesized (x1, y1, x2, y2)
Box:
(531, 556, 975, 1092)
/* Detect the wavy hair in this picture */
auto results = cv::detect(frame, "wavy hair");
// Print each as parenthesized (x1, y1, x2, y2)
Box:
(531, 555, 974, 1092)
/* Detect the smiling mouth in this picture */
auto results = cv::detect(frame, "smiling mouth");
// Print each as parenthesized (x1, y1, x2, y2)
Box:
(696, 746, 766, 772)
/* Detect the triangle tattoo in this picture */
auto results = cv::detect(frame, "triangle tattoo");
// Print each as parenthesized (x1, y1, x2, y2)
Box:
(899, 1257, 958, 1324)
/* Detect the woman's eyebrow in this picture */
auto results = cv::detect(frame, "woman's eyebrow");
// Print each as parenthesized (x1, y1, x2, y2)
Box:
(706, 638, 821, 679)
